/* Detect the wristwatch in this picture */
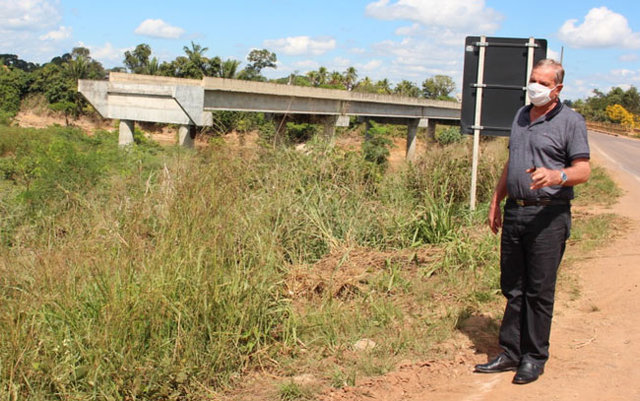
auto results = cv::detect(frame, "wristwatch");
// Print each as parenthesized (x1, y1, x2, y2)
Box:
(560, 170, 568, 185)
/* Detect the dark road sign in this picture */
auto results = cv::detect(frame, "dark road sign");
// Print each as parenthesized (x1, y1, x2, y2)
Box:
(461, 36, 547, 137)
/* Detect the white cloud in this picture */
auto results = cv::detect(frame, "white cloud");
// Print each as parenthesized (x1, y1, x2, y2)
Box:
(564, 80, 599, 100)
(264, 36, 336, 56)
(558, 7, 640, 49)
(603, 69, 640, 88)
(564, 69, 640, 100)
(293, 60, 321, 69)
(372, 38, 459, 68)
(134, 19, 185, 39)
(619, 53, 639, 62)
(360, 59, 383, 71)
(395, 23, 422, 36)
(610, 69, 637, 79)
(0, 0, 61, 31)
(0, 0, 66, 63)
(365, 0, 503, 33)
(365, 36, 463, 88)
(547, 49, 561, 62)
(39, 26, 72, 41)
(333, 57, 351, 68)
(88, 42, 128, 63)
(358, 0, 497, 89)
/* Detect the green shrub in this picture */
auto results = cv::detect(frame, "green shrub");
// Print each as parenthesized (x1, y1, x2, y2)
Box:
(257, 119, 277, 144)
(210, 111, 268, 134)
(0, 110, 14, 126)
(211, 110, 242, 133)
(362, 121, 393, 168)
(435, 126, 463, 145)
(285, 122, 318, 144)
(0, 67, 28, 115)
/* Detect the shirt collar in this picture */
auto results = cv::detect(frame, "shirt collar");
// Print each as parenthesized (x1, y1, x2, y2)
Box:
(524, 100, 564, 123)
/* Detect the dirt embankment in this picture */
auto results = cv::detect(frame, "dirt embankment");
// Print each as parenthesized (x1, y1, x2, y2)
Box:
(14, 111, 188, 145)
(14, 110, 113, 134)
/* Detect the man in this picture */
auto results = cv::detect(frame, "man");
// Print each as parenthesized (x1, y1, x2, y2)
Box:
(474, 59, 591, 384)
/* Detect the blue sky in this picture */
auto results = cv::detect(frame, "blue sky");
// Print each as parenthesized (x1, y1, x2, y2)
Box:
(2, 0, 639, 101)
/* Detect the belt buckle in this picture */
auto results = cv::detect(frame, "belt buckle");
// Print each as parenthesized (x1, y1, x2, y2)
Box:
(516, 199, 525, 206)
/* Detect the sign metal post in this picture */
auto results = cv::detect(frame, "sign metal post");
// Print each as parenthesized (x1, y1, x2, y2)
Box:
(469, 36, 487, 211)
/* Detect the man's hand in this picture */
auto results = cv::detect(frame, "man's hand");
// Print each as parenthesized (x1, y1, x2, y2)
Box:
(488, 200, 502, 234)
(526, 166, 562, 190)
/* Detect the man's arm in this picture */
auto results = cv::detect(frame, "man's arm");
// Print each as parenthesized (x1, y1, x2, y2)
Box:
(527, 158, 590, 190)
(489, 160, 509, 234)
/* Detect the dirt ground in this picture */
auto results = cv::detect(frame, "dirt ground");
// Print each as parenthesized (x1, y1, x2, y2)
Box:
(14, 111, 185, 146)
(319, 151, 640, 401)
(15, 113, 640, 399)
(14, 110, 113, 134)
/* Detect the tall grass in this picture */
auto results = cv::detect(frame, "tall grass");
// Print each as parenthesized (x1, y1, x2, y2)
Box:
(0, 127, 514, 399)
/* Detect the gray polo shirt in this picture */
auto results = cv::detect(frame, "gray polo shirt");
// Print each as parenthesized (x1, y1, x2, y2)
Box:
(507, 101, 590, 200)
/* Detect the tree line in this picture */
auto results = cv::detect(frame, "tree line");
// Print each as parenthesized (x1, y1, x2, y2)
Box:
(5, 42, 639, 130)
(569, 86, 640, 129)
(0, 43, 457, 124)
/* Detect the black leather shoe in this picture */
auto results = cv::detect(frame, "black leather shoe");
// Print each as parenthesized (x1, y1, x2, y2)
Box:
(512, 362, 544, 384)
(474, 354, 519, 373)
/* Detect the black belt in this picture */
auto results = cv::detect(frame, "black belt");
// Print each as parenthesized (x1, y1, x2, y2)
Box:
(508, 198, 570, 207)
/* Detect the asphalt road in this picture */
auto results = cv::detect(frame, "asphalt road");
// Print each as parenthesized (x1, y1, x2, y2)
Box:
(588, 130, 640, 182)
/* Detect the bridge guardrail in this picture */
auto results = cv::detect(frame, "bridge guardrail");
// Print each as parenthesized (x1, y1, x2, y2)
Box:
(586, 121, 640, 138)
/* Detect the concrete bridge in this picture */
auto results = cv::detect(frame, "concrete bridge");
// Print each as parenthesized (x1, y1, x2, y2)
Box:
(79, 72, 461, 160)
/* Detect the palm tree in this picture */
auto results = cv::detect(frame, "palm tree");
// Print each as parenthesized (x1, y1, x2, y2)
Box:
(329, 71, 344, 88)
(394, 80, 420, 98)
(62, 55, 90, 120)
(354, 76, 375, 93)
(376, 78, 391, 95)
(147, 57, 160, 75)
(221, 59, 241, 78)
(306, 70, 320, 86)
(343, 66, 358, 91)
(65, 55, 89, 82)
(317, 66, 328, 86)
(183, 41, 209, 78)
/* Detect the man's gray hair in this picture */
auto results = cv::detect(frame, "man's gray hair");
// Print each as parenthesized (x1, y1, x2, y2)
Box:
(533, 59, 565, 84)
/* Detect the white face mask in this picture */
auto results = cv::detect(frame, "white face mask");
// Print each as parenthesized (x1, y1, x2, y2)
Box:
(527, 82, 557, 106)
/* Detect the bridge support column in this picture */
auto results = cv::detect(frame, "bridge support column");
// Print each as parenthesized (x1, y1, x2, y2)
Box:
(119, 120, 135, 146)
(406, 119, 420, 161)
(322, 116, 338, 139)
(424, 118, 437, 143)
(322, 115, 350, 140)
(178, 125, 196, 148)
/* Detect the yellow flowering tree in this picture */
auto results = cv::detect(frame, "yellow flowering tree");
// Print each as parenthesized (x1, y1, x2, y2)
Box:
(606, 104, 635, 129)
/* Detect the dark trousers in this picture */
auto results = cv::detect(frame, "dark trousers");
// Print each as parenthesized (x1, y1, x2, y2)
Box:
(498, 201, 571, 366)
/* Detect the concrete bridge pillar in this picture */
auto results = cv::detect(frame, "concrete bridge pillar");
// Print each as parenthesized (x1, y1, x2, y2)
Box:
(322, 115, 350, 139)
(425, 119, 436, 143)
(322, 116, 338, 139)
(119, 120, 135, 146)
(178, 125, 196, 148)
(406, 119, 420, 162)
